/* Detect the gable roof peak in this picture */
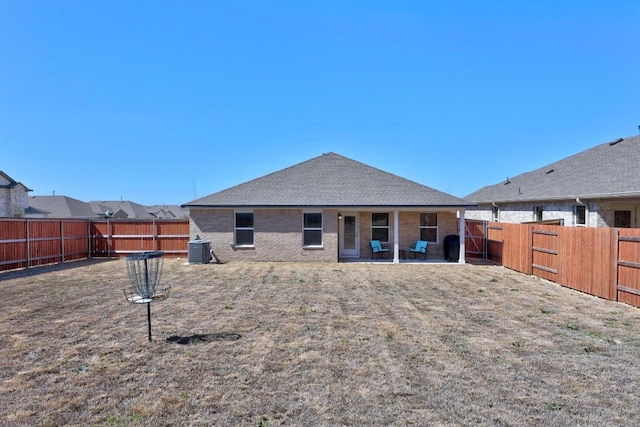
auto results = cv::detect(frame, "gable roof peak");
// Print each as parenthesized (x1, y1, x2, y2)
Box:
(184, 152, 473, 208)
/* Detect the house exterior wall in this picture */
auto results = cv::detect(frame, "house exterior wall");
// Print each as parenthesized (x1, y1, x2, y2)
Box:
(358, 210, 459, 259)
(598, 199, 640, 228)
(189, 208, 339, 262)
(0, 185, 29, 217)
(190, 208, 462, 262)
(466, 199, 615, 227)
(0, 189, 9, 217)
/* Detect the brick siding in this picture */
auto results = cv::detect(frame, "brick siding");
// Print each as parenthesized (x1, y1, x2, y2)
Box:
(190, 208, 461, 262)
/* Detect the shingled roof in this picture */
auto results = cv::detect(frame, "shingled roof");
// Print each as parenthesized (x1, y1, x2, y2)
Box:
(184, 152, 473, 208)
(29, 195, 97, 218)
(466, 135, 640, 203)
(0, 171, 32, 191)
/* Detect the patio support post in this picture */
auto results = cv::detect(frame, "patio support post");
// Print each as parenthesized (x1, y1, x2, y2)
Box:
(393, 210, 399, 264)
(458, 210, 466, 264)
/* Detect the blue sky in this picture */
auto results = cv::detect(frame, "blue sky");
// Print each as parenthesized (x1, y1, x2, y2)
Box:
(1, 1, 638, 206)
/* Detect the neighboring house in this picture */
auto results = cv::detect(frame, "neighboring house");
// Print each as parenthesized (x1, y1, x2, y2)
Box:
(27, 195, 99, 219)
(147, 204, 189, 219)
(182, 152, 474, 263)
(89, 200, 156, 219)
(465, 134, 640, 228)
(0, 171, 31, 217)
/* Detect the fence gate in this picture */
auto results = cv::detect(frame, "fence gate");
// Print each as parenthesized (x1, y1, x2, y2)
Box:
(531, 226, 558, 282)
(464, 220, 487, 259)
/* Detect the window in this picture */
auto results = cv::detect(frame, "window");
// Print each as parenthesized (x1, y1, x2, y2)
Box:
(492, 206, 500, 222)
(235, 211, 254, 246)
(303, 212, 323, 246)
(533, 206, 543, 222)
(575, 205, 586, 226)
(420, 212, 438, 242)
(371, 213, 389, 242)
(615, 210, 631, 228)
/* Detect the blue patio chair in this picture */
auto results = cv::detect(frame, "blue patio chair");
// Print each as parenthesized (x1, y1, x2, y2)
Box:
(409, 240, 428, 260)
(370, 240, 390, 259)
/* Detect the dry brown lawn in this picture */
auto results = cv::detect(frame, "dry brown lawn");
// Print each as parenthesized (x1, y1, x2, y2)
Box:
(1, 258, 640, 426)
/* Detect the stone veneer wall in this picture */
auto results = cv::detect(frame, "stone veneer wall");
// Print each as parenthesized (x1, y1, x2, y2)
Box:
(0, 186, 29, 217)
(466, 200, 606, 227)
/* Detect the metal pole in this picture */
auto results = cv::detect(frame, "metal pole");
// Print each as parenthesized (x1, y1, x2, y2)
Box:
(147, 302, 152, 342)
(145, 257, 152, 341)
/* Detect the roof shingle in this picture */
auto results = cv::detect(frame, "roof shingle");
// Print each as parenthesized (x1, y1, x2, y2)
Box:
(465, 135, 640, 203)
(184, 152, 472, 208)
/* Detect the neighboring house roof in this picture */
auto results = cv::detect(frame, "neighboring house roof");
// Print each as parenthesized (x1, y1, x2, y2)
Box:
(24, 206, 49, 216)
(0, 171, 32, 191)
(29, 195, 98, 218)
(465, 135, 640, 204)
(89, 200, 156, 219)
(146, 204, 189, 219)
(184, 152, 473, 208)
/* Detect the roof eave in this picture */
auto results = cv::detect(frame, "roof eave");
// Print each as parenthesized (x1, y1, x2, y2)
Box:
(474, 190, 640, 204)
(183, 203, 476, 209)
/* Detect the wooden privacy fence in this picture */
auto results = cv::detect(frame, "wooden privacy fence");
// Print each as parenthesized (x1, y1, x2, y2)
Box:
(91, 220, 190, 257)
(465, 220, 640, 308)
(0, 219, 90, 271)
(0, 218, 189, 272)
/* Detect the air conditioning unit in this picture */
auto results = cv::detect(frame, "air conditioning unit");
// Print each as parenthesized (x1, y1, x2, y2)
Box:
(188, 240, 210, 264)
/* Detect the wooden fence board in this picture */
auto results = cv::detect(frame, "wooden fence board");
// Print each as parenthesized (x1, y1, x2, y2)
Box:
(0, 219, 189, 271)
(531, 226, 559, 282)
(617, 229, 640, 307)
(465, 220, 638, 308)
(492, 223, 531, 273)
(556, 227, 614, 299)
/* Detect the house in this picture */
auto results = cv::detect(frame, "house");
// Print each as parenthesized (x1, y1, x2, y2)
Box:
(27, 195, 99, 219)
(465, 134, 640, 228)
(89, 200, 156, 219)
(146, 204, 189, 219)
(0, 171, 31, 217)
(182, 152, 474, 263)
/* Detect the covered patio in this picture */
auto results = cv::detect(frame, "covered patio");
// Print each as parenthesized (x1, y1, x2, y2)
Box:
(337, 208, 467, 264)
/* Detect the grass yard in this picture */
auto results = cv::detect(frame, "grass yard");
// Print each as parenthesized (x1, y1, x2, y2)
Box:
(1, 259, 640, 426)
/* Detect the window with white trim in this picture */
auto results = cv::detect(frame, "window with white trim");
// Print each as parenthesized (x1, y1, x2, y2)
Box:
(420, 212, 438, 242)
(235, 211, 254, 246)
(533, 206, 543, 222)
(371, 213, 389, 242)
(303, 212, 323, 246)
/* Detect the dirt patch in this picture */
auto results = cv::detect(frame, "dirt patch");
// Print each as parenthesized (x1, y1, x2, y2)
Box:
(1, 259, 640, 425)
(167, 332, 242, 344)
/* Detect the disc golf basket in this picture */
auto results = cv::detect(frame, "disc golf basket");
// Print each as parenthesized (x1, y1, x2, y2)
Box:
(123, 251, 171, 341)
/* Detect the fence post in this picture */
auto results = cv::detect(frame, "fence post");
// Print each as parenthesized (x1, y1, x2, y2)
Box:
(526, 224, 534, 275)
(87, 220, 92, 259)
(483, 221, 488, 260)
(107, 219, 111, 258)
(25, 219, 30, 268)
(60, 220, 65, 263)
(611, 227, 619, 301)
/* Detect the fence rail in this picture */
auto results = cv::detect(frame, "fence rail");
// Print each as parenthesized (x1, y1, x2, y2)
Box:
(0, 218, 189, 272)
